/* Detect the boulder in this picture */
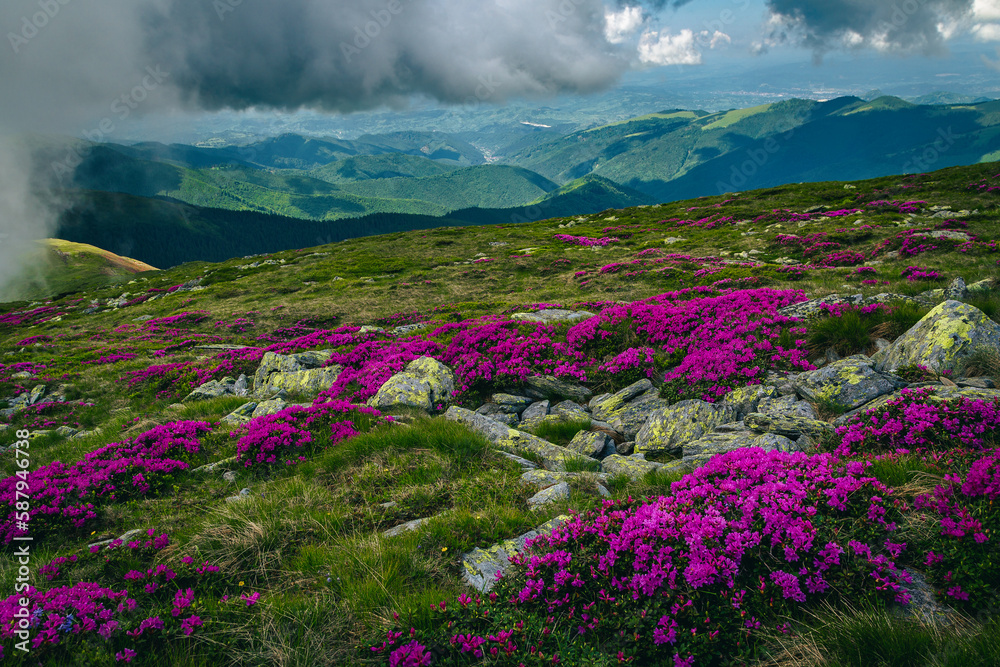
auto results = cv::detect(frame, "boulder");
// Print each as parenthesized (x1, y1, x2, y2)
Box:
(721, 384, 781, 419)
(444, 407, 594, 470)
(793, 356, 903, 410)
(944, 277, 968, 301)
(527, 482, 570, 510)
(566, 430, 612, 458)
(461, 516, 569, 592)
(635, 400, 738, 455)
(251, 398, 288, 418)
(681, 432, 800, 468)
(876, 301, 1000, 375)
(601, 454, 688, 481)
(183, 375, 250, 403)
(511, 309, 595, 324)
(252, 350, 341, 398)
(550, 400, 590, 422)
(521, 376, 593, 403)
(519, 400, 550, 426)
(369, 357, 456, 412)
(757, 395, 818, 420)
(222, 402, 258, 425)
(491, 393, 533, 413)
(590, 380, 652, 421)
(744, 412, 834, 438)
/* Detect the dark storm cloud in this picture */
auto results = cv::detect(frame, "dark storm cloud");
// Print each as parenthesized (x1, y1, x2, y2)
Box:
(764, 0, 975, 55)
(140, 0, 629, 113)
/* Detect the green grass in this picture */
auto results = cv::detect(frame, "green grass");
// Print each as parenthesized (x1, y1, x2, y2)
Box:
(527, 418, 593, 446)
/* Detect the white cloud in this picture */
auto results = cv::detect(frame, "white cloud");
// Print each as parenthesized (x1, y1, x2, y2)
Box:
(638, 29, 702, 65)
(972, 22, 1000, 40)
(709, 30, 731, 49)
(604, 6, 644, 44)
(974, 0, 1000, 21)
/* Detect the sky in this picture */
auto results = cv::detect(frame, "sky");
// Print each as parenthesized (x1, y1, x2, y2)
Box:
(1, 0, 1000, 297)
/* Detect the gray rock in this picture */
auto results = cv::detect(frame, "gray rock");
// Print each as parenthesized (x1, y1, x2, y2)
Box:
(252, 398, 288, 418)
(55, 426, 79, 438)
(28, 385, 46, 406)
(551, 400, 590, 421)
(495, 450, 539, 470)
(183, 378, 238, 403)
(758, 395, 818, 420)
(567, 430, 611, 458)
(522, 376, 593, 403)
(721, 384, 781, 419)
(368, 357, 456, 411)
(511, 309, 595, 324)
(966, 278, 998, 296)
(520, 400, 550, 424)
(527, 482, 570, 509)
(616, 441, 635, 456)
(444, 407, 593, 470)
(491, 393, 533, 412)
(491, 412, 521, 427)
(944, 277, 968, 301)
(222, 402, 259, 425)
(794, 356, 902, 410)
(252, 350, 341, 398)
(382, 517, 430, 537)
(590, 380, 653, 421)
(745, 412, 835, 438)
(223, 471, 237, 483)
(635, 400, 738, 455)
(876, 300, 1000, 375)
(461, 516, 569, 592)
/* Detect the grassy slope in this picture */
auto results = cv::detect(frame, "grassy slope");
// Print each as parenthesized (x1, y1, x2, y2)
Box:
(2, 162, 999, 666)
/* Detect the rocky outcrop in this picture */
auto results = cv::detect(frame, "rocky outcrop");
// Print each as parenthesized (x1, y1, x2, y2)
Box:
(369, 357, 456, 411)
(681, 430, 800, 467)
(462, 516, 569, 592)
(520, 376, 593, 403)
(794, 356, 903, 410)
(510, 309, 595, 324)
(635, 400, 738, 455)
(183, 375, 250, 403)
(721, 384, 781, 419)
(253, 350, 341, 398)
(876, 300, 1000, 375)
(745, 412, 835, 438)
(590, 380, 671, 440)
(444, 407, 594, 470)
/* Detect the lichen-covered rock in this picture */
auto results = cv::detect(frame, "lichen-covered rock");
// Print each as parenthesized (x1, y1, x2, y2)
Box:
(382, 517, 430, 538)
(833, 385, 1000, 427)
(721, 384, 781, 419)
(28, 384, 46, 405)
(590, 380, 652, 422)
(511, 309, 595, 324)
(521, 469, 570, 489)
(520, 400, 550, 425)
(681, 431, 800, 467)
(551, 400, 590, 422)
(876, 301, 1000, 375)
(222, 402, 259, 425)
(600, 454, 662, 479)
(567, 430, 611, 458)
(635, 400, 738, 455)
(491, 393, 533, 412)
(945, 277, 968, 301)
(757, 395, 818, 420)
(521, 376, 593, 403)
(490, 412, 521, 427)
(461, 516, 569, 592)
(794, 356, 902, 410)
(744, 412, 834, 438)
(251, 398, 288, 418)
(369, 357, 455, 411)
(444, 407, 593, 470)
(252, 350, 340, 398)
(967, 277, 998, 296)
(183, 375, 251, 403)
(527, 482, 570, 509)
(610, 395, 672, 441)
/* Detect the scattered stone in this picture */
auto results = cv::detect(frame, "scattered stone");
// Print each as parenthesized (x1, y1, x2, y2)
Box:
(495, 450, 539, 470)
(461, 516, 569, 592)
(944, 277, 968, 301)
(252, 398, 288, 418)
(876, 300, 1000, 375)
(192, 457, 238, 474)
(252, 350, 341, 398)
(511, 309, 595, 324)
(369, 357, 456, 411)
(521, 376, 593, 403)
(28, 385, 46, 406)
(567, 430, 611, 458)
(527, 482, 570, 510)
(222, 402, 258, 425)
(444, 407, 593, 470)
(491, 394, 533, 412)
(520, 400, 550, 425)
(183, 375, 251, 403)
(745, 413, 835, 438)
(794, 356, 903, 410)
(635, 400, 738, 455)
(550, 400, 590, 422)
(722, 384, 781, 419)
(55, 426, 79, 438)
(382, 517, 430, 537)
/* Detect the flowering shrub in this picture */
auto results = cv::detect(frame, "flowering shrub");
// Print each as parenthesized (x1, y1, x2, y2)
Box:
(901, 266, 942, 282)
(234, 400, 382, 471)
(377, 448, 909, 665)
(0, 529, 257, 664)
(0, 422, 211, 542)
(553, 234, 620, 247)
(835, 388, 1000, 457)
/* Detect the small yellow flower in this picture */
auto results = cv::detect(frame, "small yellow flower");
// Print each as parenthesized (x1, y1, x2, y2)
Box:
(239, 581, 245, 587)
(441, 547, 448, 553)
(90, 531, 96, 535)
